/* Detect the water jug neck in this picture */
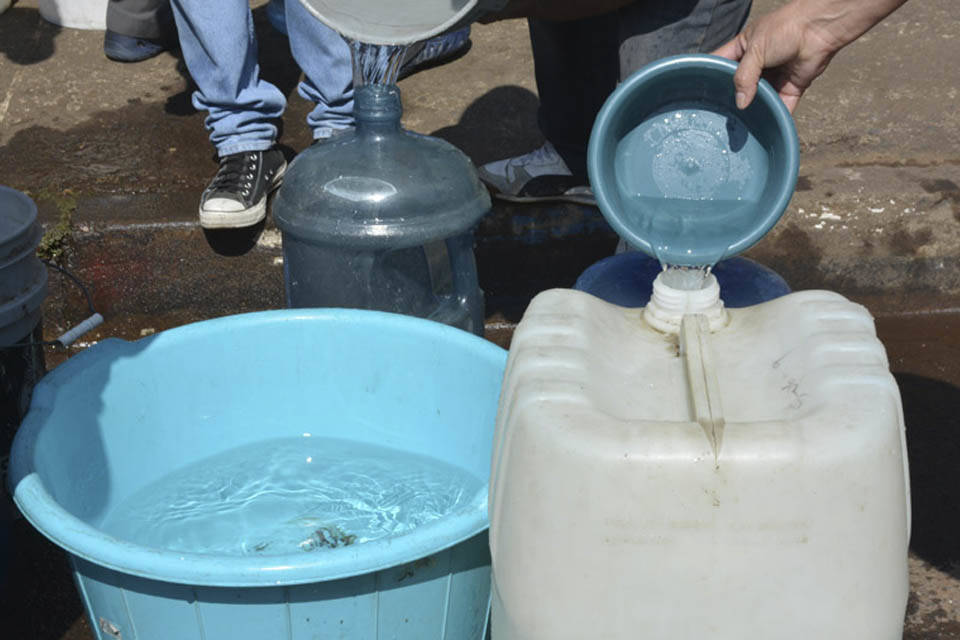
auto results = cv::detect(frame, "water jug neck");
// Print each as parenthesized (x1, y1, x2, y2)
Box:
(354, 84, 402, 137)
(643, 272, 728, 334)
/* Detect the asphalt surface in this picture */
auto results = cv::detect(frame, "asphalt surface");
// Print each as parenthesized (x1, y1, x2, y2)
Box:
(1, 0, 959, 638)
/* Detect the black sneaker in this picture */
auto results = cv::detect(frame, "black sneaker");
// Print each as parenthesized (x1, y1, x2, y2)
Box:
(199, 148, 286, 229)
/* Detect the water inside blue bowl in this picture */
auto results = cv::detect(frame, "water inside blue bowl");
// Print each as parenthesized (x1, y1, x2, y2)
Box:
(613, 102, 770, 266)
(100, 436, 484, 556)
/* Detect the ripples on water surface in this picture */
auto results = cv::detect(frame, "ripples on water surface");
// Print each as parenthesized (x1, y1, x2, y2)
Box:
(101, 437, 484, 556)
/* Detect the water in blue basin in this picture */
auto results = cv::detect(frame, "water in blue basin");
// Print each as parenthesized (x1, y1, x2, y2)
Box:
(101, 436, 484, 557)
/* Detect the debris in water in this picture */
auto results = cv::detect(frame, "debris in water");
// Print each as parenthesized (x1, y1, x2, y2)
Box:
(299, 525, 357, 551)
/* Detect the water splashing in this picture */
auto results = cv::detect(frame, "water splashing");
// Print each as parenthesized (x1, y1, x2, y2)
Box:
(100, 437, 483, 556)
(349, 39, 410, 87)
(660, 264, 711, 290)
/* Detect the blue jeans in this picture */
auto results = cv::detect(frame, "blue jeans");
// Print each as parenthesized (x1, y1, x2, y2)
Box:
(169, 0, 353, 157)
(530, 0, 752, 180)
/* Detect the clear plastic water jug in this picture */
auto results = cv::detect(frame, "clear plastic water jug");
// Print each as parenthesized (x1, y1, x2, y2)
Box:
(273, 84, 490, 335)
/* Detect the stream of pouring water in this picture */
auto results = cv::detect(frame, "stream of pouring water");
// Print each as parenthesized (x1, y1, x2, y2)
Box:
(660, 263, 712, 290)
(349, 39, 410, 86)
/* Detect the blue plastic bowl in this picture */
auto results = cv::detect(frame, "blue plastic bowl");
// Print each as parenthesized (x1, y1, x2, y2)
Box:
(587, 54, 799, 266)
(9, 309, 506, 639)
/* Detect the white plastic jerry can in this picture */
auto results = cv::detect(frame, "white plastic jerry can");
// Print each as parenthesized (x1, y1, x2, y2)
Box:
(489, 277, 910, 640)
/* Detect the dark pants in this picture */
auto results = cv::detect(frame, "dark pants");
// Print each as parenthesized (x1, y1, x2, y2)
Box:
(530, 0, 752, 180)
(106, 0, 173, 39)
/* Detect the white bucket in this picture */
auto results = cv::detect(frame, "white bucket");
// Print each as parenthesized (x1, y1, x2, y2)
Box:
(38, 0, 108, 30)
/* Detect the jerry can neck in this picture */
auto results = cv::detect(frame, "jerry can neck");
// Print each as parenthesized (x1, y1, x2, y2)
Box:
(644, 271, 728, 334)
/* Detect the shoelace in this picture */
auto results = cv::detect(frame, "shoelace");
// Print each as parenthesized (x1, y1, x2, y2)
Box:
(209, 152, 258, 198)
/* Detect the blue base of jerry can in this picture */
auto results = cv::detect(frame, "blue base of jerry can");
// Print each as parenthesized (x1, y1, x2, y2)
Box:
(574, 252, 790, 308)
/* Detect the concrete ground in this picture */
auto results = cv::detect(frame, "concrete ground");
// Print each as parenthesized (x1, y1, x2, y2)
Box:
(1, 0, 959, 637)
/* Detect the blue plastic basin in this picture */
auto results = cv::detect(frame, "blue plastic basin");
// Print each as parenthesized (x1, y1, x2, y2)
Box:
(9, 309, 506, 639)
(587, 54, 799, 266)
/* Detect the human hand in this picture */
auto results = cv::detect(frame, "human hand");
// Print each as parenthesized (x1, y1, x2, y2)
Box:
(712, 0, 909, 113)
(712, 3, 836, 113)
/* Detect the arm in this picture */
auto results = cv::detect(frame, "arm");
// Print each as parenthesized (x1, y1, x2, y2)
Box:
(712, 0, 909, 112)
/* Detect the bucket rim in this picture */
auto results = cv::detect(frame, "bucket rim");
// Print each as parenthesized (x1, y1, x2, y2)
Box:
(9, 307, 506, 587)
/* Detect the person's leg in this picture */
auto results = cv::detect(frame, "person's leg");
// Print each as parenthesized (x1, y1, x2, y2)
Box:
(171, 0, 284, 156)
(542, 0, 751, 174)
(476, 14, 616, 204)
(104, 0, 175, 62)
(284, 2, 471, 141)
(479, 0, 752, 204)
(106, 0, 172, 39)
(617, 0, 751, 79)
(169, 0, 287, 228)
(285, 0, 354, 140)
(529, 14, 620, 184)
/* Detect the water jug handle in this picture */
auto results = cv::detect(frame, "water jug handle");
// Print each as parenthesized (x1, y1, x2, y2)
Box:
(445, 233, 484, 335)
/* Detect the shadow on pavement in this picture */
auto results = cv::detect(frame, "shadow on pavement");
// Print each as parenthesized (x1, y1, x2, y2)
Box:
(430, 84, 542, 167)
(899, 372, 960, 579)
(0, 6, 61, 65)
(203, 219, 268, 257)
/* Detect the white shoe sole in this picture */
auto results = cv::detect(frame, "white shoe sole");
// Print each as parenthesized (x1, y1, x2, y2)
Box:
(198, 163, 286, 230)
(199, 197, 267, 229)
